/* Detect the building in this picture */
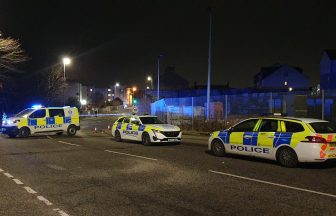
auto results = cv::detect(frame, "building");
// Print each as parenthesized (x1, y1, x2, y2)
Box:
(156, 66, 189, 90)
(320, 50, 336, 90)
(254, 64, 310, 90)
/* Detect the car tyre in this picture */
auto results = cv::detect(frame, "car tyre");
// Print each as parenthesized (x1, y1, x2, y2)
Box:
(142, 133, 151, 146)
(67, 125, 77, 136)
(211, 139, 225, 156)
(277, 147, 298, 168)
(115, 130, 122, 142)
(18, 127, 30, 138)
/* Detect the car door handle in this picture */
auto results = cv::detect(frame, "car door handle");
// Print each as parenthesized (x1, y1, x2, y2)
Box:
(243, 135, 252, 139)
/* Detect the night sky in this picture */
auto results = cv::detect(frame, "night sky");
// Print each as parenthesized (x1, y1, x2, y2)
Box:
(1, 0, 336, 88)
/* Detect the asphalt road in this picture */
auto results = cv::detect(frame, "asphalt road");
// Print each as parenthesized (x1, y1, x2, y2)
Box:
(1, 128, 336, 215)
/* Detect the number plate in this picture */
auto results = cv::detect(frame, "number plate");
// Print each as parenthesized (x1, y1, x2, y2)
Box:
(168, 138, 178, 142)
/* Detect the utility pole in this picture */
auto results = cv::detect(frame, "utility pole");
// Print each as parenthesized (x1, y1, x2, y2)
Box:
(206, 9, 212, 121)
(157, 54, 163, 100)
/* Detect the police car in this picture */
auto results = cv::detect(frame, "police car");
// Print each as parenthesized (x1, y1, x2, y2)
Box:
(1, 105, 80, 138)
(111, 115, 182, 145)
(209, 117, 336, 167)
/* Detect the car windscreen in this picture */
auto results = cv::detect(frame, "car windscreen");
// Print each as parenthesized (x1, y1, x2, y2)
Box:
(139, 117, 163, 124)
(15, 108, 34, 118)
(309, 122, 336, 133)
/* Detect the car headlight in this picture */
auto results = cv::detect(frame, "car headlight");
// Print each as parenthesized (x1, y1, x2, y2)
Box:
(6, 120, 13, 125)
(151, 129, 161, 134)
(2, 120, 5, 125)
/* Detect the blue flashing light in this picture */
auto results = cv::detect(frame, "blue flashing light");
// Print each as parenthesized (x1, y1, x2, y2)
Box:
(32, 104, 43, 109)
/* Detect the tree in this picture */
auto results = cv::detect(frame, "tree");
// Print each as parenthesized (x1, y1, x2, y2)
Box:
(0, 32, 27, 112)
(0, 32, 27, 76)
(44, 65, 66, 105)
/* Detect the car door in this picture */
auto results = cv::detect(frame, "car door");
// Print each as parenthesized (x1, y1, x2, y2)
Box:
(257, 119, 280, 158)
(129, 117, 141, 140)
(47, 109, 65, 131)
(28, 109, 47, 133)
(228, 119, 259, 156)
(121, 117, 131, 139)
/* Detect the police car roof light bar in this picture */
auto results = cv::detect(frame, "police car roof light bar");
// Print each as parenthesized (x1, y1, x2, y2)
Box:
(32, 104, 43, 109)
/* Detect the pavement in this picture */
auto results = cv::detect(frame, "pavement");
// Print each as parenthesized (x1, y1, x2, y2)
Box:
(0, 119, 336, 215)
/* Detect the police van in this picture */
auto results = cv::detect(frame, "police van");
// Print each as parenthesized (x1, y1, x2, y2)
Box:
(209, 117, 336, 167)
(1, 105, 80, 138)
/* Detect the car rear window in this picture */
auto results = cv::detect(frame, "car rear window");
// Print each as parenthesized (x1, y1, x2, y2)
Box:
(283, 121, 304, 133)
(309, 122, 336, 133)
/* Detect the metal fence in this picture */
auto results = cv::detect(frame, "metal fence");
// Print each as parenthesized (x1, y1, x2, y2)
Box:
(150, 90, 333, 130)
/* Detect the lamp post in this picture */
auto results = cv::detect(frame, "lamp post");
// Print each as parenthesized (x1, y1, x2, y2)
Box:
(157, 54, 163, 100)
(62, 57, 71, 105)
(147, 76, 153, 89)
(114, 82, 120, 99)
(206, 9, 212, 121)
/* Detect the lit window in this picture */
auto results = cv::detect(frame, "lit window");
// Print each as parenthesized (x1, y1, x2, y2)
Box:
(108, 89, 111, 92)
(108, 94, 111, 97)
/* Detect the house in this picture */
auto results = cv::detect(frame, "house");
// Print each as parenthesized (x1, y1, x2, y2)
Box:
(157, 66, 189, 90)
(254, 64, 310, 90)
(320, 50, 336, 90)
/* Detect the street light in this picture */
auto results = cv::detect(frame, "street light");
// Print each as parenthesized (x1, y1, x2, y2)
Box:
(147, 76, 153, 89)
(62, 57, 71, 106)
(114, 82, 120, 99)
(132, 87, 137, 92)
(62, 57, 71, 80)
(157, 54, 163, 100)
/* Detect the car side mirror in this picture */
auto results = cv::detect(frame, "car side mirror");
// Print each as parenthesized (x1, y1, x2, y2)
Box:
(228, 127, 233, 134)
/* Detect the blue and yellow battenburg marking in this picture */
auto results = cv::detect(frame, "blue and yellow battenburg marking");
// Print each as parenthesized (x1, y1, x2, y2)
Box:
(28, 117, 71, 126)
(273, 132, 292, 147)
(217, 130, 293, 147)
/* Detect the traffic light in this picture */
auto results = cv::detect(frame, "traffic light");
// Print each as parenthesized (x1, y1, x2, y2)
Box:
(133, 99, 137, 104)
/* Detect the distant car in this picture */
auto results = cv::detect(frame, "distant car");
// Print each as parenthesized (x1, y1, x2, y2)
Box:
(1, 105, 80, 138)
(111, 115, 182, 145)
(209, 117, 336, 167)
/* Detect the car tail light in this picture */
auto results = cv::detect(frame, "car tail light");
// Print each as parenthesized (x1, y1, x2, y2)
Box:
(304, 136, 327, 143)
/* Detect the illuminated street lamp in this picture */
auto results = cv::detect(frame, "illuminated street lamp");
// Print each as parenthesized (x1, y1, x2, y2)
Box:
(289, 87, 293, 92)
(62, 57, 71, 106)
(146, 86, 150, 90)
(114, 82, 120, 99)
(62, 57, 71, 80)
(147, 76, 153, 89)
(132, 87, 137, 92)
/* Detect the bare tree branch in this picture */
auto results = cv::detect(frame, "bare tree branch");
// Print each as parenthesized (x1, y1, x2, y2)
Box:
(0, 34, 27, 72)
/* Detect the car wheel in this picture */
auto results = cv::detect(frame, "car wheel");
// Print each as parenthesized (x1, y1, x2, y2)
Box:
(18, 127, 30, 138)
(142, 133, 151, 146)
(115, 130, 122, 142)
(56, 132, 63, 135)
(277, 147, 298, 168)
(67, 125, 77, 136)
(211, 139, 225, 156)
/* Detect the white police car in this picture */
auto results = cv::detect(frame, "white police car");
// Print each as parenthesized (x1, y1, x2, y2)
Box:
(112, 115, 182, 145)
(1, 105, 80, 138)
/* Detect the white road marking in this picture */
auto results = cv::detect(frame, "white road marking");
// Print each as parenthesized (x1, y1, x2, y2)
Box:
(37, 195, 53, 206)
(13, 178, 24, 185)
(0, 168, 4, 172)
(23, 186, 37, 194)
(4, 172, 13, 178)
(53, 208, 70, 216)
(105, 150, 158, 161)
(209, 170, 336, 198)
(58, 141, 80, 147)
(47, 136, 53, 139)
